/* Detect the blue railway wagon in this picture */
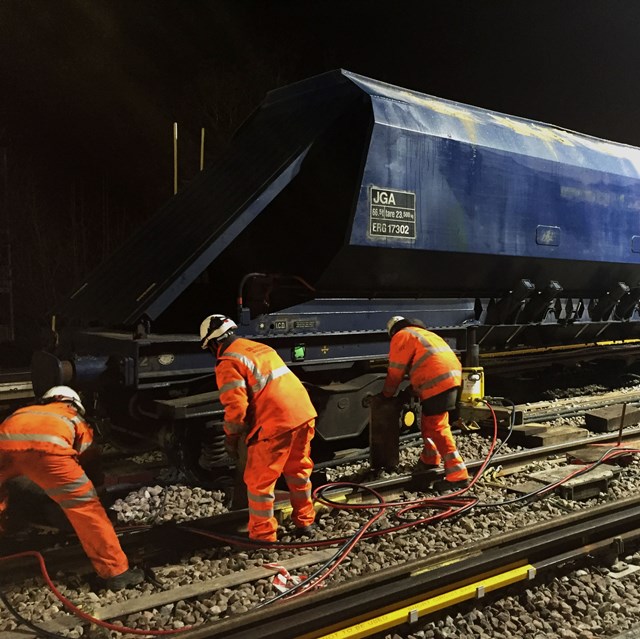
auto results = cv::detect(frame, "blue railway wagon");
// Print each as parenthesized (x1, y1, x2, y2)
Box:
(31, 70, 640, 481)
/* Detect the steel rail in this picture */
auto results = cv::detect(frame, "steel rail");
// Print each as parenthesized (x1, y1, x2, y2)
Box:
(173, 495, 640, 639)
(4, 398, 639, 580)
(4, 476, 640, 637)
(1, 457, 639, 579)
(4, 415, 640, 582)
(517, 388, 640, 422)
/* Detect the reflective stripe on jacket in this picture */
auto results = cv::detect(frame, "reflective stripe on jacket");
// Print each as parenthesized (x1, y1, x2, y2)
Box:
(0, 402, 93, 456)
(382, 327, 461, 401)
(215, 338, 317, 441)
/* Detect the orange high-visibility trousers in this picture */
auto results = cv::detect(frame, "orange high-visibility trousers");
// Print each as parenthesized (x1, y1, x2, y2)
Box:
(418, 436, 442, 466)
(420, 412, 469, 482)
(0, 451, 129, 578)
(244, 421, 315, 542)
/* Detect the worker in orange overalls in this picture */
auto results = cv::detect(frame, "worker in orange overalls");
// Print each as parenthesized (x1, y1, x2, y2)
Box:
(382, 316, 470, 491)
(200, 314, 318, 542)
(0, 385, 144, 589)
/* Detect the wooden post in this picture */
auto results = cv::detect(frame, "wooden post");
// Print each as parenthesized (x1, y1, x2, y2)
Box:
(200, 128, 205, 171)
(173, 122, 178, 194)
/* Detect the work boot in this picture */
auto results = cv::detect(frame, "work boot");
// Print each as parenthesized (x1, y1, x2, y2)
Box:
(413, 459, 439, 474)
(433, 478, 471, 495)
(293, 523, 317, 538)
(103, 567, 145, 590)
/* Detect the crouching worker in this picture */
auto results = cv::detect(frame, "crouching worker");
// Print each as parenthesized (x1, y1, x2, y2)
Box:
(200, 314, 318, 542)
(0, 385, 144, 589)
(382, 316, 470, 491)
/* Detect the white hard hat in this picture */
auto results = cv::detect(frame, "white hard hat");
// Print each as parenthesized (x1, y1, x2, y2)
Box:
(386, 315, 405, 337)
(42, 385, 85, 416)
(200, 314, 238, 349)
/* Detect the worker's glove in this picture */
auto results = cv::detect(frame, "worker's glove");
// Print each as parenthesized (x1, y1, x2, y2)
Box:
(364, 392, 392, 407)
(225, 435, 240, 460)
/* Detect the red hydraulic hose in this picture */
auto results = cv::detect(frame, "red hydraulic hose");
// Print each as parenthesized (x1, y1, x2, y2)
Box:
(0, 550, 191, 636)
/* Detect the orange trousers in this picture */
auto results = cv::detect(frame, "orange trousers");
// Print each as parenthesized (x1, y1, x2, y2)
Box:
(244, 420, 315, 542)
(420, 412, 469, 482)
(0, 451, 129, 578)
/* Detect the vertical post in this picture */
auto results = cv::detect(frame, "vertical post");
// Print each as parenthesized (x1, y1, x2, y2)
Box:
(465, 326, 479, 367)
(200, 128, 205, 171)
(173, 122, 178, 195)
(369, 395, 401, 470)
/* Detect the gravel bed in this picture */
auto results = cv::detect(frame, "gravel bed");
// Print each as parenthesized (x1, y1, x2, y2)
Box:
(110, 484, 228, 524)
(381, 555, 640, 639)
(3, 391, 640, 636)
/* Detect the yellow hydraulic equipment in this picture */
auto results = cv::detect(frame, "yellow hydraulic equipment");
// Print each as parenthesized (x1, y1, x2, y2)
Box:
(456, 366, 488, 429)
(459, 366, 484, 405)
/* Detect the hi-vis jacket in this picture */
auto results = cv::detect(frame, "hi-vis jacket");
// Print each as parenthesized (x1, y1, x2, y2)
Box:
(216, 338, 317, 441)
(382, 326, 462, 401)
(0, 403, 93, 456)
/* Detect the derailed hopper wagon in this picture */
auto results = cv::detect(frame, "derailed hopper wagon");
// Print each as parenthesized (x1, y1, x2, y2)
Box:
(32, 70, 640, 483)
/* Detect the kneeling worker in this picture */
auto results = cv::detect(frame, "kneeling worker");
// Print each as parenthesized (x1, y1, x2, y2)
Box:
(382, 316, 470, 490)
(0, 386, 144, 589)
(200, 314, 317, 542)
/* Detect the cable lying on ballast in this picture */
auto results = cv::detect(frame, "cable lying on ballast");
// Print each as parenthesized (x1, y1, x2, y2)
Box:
(5, 397, 639, 629)
(241, 398, 640, 605)
(123, 398, 640, 609)
(185, 400, 504, 605)
(471, 397, 640, 509)
(476, 444, 640, 509)
(0, 550, 192, 636)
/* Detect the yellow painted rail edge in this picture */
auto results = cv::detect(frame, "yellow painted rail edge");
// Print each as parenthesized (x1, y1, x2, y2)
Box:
(308, 563, 536, 639)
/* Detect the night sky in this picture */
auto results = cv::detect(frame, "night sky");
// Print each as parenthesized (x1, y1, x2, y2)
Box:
(1, 0, 640, 350)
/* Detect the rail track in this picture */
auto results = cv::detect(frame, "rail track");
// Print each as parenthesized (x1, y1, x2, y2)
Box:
(8, 494, 640, 639)
(4, 376, 640, 637)
(5, 416, 640, 578)
(3, 404, 640, 638)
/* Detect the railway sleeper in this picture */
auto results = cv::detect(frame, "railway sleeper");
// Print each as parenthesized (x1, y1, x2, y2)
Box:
(509, 463, 621, 501)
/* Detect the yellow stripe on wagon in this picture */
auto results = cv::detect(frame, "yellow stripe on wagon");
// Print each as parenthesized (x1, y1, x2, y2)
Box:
(310, 564, 536, 639)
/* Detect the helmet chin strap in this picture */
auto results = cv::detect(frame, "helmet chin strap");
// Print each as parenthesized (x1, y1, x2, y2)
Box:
(214, 333, 237, 357)
(62, 397, 84, 415)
